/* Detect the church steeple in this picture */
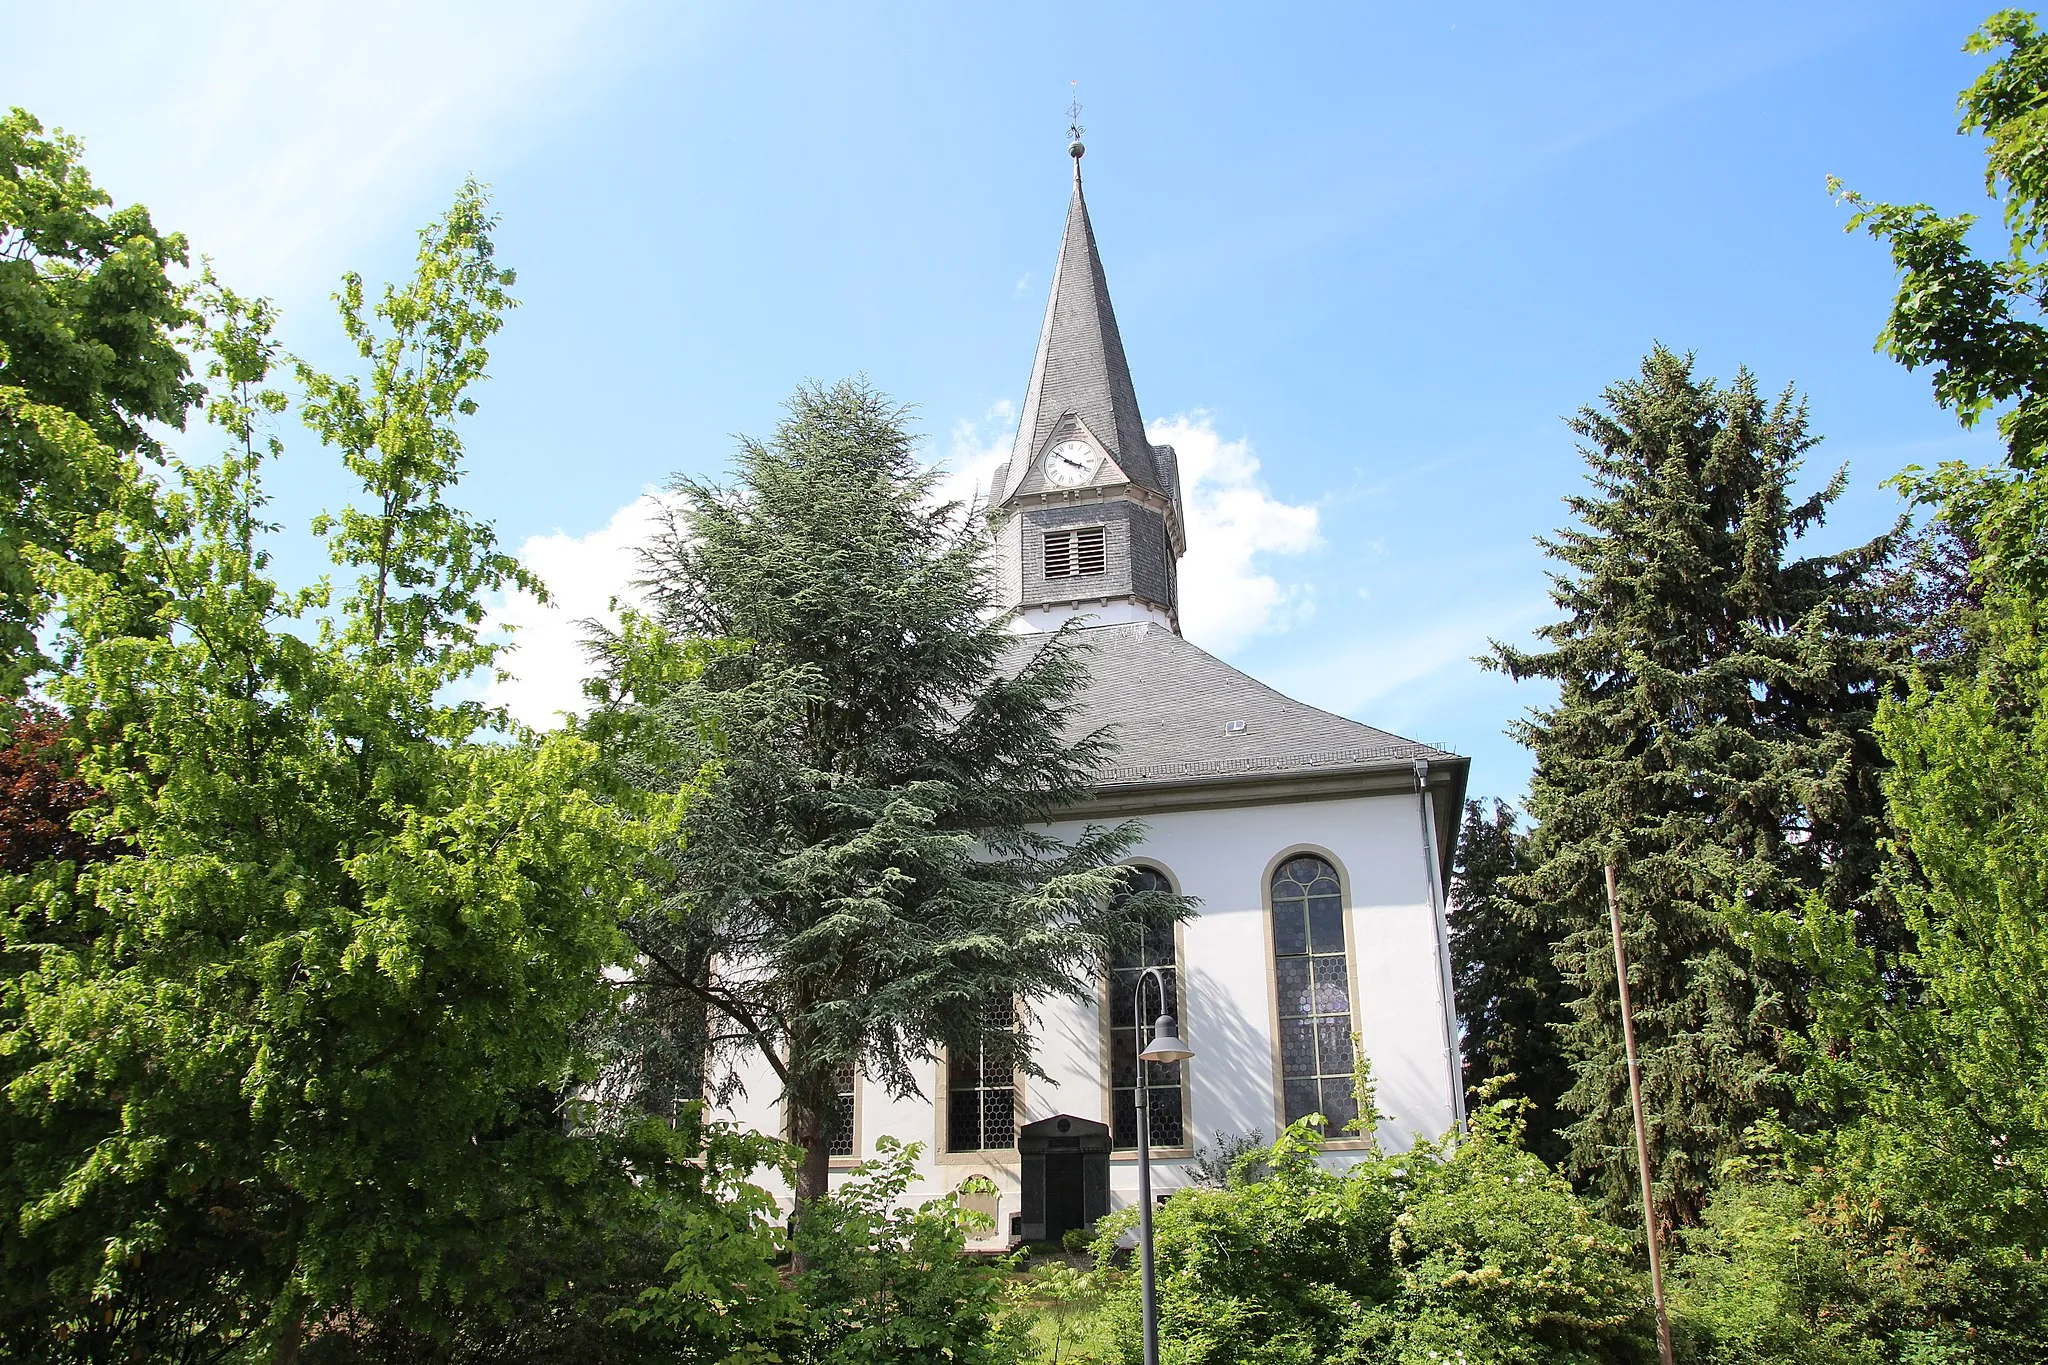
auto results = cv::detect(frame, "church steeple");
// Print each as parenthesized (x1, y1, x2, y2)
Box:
(991, 140, 1186, 634)
(994, 156, 1170, 505)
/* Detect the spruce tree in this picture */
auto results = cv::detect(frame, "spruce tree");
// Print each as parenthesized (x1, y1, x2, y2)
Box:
(1487, 346, 1903, 1227)
(587, 380, 1171, 1209)
(1449, 798, 1570, 1167)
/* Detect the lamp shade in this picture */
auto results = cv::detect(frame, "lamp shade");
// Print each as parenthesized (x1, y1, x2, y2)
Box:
(1138, 1013, 1195, 1064)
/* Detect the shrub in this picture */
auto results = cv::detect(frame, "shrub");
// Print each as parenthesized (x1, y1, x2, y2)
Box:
(1189, 1129, 1268, 1189)
(1670, 1177, 2048, 1364)
(1089, 1094, 1652, 1364)
(999, 1259, 1117, 1364)
(787, 1136, 1019, 1364)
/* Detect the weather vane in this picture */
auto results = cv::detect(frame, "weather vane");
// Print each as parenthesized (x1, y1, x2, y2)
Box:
(1068, 81, 1085, 164)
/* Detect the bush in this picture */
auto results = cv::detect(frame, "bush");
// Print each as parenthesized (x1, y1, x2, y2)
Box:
(999, 1259, 1119, 1364)
(1088, 1093, 1652, 1364)
(787, 1136, 1019, 1364)
(1670, 1177, 2048, 1364)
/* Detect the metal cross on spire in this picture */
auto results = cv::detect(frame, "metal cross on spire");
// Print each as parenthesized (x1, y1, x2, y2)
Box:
(1067, 80, 1085, 173)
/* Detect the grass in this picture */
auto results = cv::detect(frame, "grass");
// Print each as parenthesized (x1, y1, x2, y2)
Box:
(999, 1253, 1126, 1365)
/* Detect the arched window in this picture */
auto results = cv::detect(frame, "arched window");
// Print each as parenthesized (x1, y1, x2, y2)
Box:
(1109, 866, 1184, 1149)
(1271, 854, 1357, 1130)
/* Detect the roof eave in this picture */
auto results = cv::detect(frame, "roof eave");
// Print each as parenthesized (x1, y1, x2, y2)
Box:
(1065, 752, 1470, 888)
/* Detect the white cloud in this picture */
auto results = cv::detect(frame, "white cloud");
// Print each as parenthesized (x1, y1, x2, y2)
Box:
(483, 491, 675, 729)
(480, 405, 1322, 725)
(1151, 412, 1321, 653)
(929, 400, 1017, 512)
(6, 1, 655, 306)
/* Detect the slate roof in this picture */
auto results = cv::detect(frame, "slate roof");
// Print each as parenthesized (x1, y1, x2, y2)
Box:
(993, 169, 1170, 505)
(1007, 622, 1459, 789)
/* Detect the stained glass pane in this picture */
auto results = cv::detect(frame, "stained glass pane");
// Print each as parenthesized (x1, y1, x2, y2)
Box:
(1283, 1078, 1320, 1124)
(982, 1087, 1015, 1146)
(1273, 903, 1309, 956)
(1311, 956, 1350, 1014)
(1275, 957, 1312, 1017)
(1279, 1017, 1316, 1072)
(1319, 1080, 1359, 1133)
(1148, 1087, 1184, 1146)
(1315, 1018, 1355, 1074)
(1109, 1027, 1137, 1088)
(1307, 896, 1345, 953)
(1111, 1090, 1138, 1147)
(948, 1092, 983, 1151)
(824, 1064, 856, 1157)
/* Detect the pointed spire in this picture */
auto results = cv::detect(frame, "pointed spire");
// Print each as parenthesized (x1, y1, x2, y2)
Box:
(995, 149, 1165, 505)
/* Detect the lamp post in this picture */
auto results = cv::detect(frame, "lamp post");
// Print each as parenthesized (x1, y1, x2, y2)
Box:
(1133, 964, 1195, 1365)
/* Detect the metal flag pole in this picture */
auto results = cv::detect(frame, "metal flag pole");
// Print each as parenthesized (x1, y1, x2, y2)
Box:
(1606, 861, 1675, 1365)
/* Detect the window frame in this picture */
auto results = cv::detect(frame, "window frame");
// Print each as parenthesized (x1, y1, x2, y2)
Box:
(936, 997, 1024, 1161)
(782, 1063, 863, 1169)
(1260, 845, 1373, 1150)
(1100, 861, 1193, 1158)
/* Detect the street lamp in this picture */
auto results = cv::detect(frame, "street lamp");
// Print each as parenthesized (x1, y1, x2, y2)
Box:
(1133, 964, 1194, 1365)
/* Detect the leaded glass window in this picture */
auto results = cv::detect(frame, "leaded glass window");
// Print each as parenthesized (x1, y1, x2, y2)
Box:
(1271, 855, 1357, 1130)
(1109, 866, 1185, 1149)
(824, 1063, 857, 1157)
(947, 998, 1018, 1151)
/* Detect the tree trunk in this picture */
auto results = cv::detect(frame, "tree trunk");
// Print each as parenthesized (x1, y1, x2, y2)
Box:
(274, 1307, 303, 1365)
(788, 1098, 832, 1274)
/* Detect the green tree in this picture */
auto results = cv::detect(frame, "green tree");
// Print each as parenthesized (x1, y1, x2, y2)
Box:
(0, 109, 197, 689)
(0, 186, 681, 1362)
(1487, 347, 1904, 1228)
(1799, 7, 2048, 1257)
(586, 380, 1172, 1208)
(1449, 797, 1570, 1167)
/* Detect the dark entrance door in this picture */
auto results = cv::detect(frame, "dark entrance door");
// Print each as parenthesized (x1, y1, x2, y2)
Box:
(1044, 1153, 1085, 1243)
(1017, 1114, 1112, 1244)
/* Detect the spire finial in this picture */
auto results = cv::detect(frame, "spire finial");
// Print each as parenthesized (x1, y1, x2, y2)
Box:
(1067, 81, 1085, 177)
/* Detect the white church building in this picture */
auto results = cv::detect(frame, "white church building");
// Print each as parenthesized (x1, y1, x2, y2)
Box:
(721, 145, 1467, 1245)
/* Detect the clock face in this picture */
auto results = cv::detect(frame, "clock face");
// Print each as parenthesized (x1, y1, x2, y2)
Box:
(1043, 439, 1101, 488)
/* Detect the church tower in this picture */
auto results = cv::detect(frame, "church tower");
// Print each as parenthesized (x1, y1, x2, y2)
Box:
(989, 138, 1186, 633)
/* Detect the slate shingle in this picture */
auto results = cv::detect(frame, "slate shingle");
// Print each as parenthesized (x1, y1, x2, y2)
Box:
(1006, 623, 1460, 788)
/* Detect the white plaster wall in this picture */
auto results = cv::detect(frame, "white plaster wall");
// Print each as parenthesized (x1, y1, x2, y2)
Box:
(714, 786, 1460, 1220)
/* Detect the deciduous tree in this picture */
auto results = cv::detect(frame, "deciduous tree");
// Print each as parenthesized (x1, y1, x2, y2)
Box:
(0, 185, 675, 1363)
(1797, 7, 2048, 1256)
(0, 109, 197, 689)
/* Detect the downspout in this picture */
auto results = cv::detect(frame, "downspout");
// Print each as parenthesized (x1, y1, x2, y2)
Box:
(1414, 759, 1467, 1127)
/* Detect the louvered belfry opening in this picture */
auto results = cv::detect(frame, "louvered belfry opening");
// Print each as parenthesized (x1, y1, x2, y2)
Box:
(1044, 526, 1106, 580)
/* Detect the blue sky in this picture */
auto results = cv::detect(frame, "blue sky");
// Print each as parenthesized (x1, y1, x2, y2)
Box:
(7, 1, 2009, 805)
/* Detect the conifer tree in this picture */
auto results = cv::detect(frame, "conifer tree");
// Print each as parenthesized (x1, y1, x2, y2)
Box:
(587, 380, 1171, 1210)
(1449, 798, 1570, 1167)
(1487, 347, 1903, 1227)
